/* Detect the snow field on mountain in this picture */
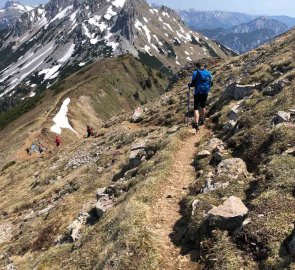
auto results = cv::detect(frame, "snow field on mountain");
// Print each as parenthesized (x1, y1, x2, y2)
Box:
(58, 43, 75, 63)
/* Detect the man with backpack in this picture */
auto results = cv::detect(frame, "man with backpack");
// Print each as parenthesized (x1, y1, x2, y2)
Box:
(188, 62, 213, 130)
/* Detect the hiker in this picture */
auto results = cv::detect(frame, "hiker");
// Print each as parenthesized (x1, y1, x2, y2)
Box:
(31, 143, 37, 153)
(87, 126, 94, 138)
(188, 62, 213, 130)
(55, 136, 61, 147)
(38, 143, 45, 155)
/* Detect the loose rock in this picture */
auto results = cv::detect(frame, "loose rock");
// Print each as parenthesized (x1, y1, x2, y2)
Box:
(207, 196, 249, 230)
(130, 107, 144, 123)
(223, 83, 261, 100)
(217, 158, 248, 179)
(272, 111, 291, 125)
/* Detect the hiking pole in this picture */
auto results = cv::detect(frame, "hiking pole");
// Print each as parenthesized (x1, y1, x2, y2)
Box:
(187, 86, 190, 127)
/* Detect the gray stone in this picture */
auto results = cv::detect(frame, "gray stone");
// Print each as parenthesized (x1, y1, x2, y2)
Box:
(96, 187, 107, 200)
(229, 104, 240, 121)
(205, 138, 224, 152)
(196, 150, 211, 159)
(66, 212, 90, 241)
(262, 80, 289, 96)
(202, 179, 229, 194)
(223, 83, 261, 100)
(129, 139, 146, 168)
(6, 263, 17, 270)
(0, 223, 13, 244)
(96, 196, 114, 218)
(272, 111, 291, 125)
(37, 204, 55, 216)
(224, 120, 237, 131)
(207, 196, 249, 230)
(283, 147, 295, 156)
(130, 107, 144, 123)
(217, 158, 248, 179)
(23, 210, 36, 221)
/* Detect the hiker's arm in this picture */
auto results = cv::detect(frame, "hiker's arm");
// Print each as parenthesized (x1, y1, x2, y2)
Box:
(188, 72, 197, 88)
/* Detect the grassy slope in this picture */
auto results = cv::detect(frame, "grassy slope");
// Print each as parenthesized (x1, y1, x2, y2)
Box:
(0, 54, 168, 168)
(0, 71, 193, 269)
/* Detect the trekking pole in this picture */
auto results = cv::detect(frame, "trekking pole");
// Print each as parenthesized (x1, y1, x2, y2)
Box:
(187, 86, 190, 127)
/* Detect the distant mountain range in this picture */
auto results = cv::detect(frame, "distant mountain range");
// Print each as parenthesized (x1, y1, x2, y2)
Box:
(178, 10, 295, 53)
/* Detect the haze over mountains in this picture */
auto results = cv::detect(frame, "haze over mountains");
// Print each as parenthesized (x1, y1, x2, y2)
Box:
(178, 10, 295, 53)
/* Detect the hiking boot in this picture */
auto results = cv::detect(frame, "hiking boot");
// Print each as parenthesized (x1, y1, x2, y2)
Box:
(199, 119, 204, 126)
(194, 122, 199, 131)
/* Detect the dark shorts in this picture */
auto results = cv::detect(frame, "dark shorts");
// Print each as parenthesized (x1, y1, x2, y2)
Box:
(194, 93, 208, 110)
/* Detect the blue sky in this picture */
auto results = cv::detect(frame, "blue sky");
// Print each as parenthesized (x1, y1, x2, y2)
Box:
(150, 0, 295, 17)
(1, 0, 295, 17)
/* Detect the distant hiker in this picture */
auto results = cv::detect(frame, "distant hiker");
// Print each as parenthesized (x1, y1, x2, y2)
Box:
(55, 136, 61, 147)
(188, 62, 213, 130)
(26, 148, 30, 155)
(38, 144, 45, 155)
(31, 143, 37, 153)
(87, 126, 94, 138)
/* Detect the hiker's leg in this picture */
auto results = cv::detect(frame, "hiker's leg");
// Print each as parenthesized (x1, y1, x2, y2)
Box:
(194, 109, 200, 124)
(200, 107, 206, 120)
(194, 94, 200, 125)
(200, 94, 208, 122)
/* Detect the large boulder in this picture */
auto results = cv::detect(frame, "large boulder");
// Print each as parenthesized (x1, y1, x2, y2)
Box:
(217, 158, 248, 179)
(262, 80, 289, 96)
(129, 139, 146, 168)
(223, 83, 261, 100)
(96, 196, 114, 218)
(130, 107, 144, 123)
(272, 111, 291, 125)
(207, 196, 249, 230)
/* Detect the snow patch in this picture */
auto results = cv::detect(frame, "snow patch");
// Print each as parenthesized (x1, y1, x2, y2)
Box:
(50, 98, 77, 135)
(38, 65, 61, 80)
(111, 0, 126, 8)
(50, 5, 73, 23)
(58, 43, 75, 63)
(104, 6, 117, 20)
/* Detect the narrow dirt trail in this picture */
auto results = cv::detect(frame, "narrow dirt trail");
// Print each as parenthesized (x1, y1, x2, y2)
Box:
(151, 127, 208, 270)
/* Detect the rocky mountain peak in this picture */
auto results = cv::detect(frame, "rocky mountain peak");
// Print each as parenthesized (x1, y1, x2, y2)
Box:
(4, 0, 22, 9)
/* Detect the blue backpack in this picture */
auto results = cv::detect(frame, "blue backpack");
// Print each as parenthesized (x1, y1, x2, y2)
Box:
(193, 69, 213, 94)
